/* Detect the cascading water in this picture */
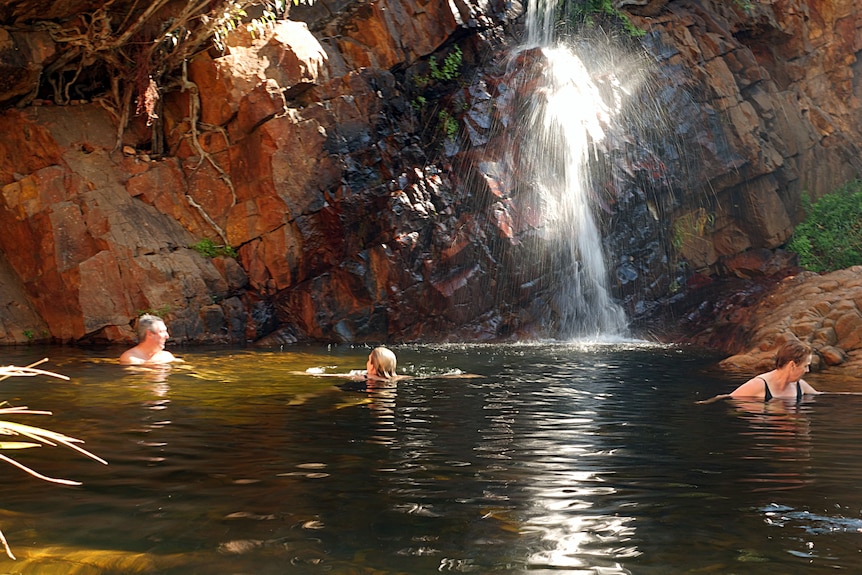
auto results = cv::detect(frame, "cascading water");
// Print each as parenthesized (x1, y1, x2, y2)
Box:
(515, 1, 630, 339)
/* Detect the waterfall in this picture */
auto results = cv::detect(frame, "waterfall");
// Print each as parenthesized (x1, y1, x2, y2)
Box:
(516, 1, 630, 339)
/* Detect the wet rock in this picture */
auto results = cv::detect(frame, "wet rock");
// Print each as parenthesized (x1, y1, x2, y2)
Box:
(0, 0, 861, 347)
(819, 346, 847, 366)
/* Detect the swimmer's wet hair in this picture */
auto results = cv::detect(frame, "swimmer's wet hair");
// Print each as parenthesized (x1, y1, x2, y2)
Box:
(774, 340, 812, 369)
(369, 346, 397, 378)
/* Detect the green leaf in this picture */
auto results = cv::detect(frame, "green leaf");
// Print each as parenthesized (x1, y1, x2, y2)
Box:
(787, 180, 862, 272)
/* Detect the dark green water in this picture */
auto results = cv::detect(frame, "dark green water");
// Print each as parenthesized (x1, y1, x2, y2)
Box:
(0, 342, 859, 574)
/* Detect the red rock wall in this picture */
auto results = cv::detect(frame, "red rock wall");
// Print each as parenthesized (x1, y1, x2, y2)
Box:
(0, 5, 481, 344)
(0, 0, 860, 345)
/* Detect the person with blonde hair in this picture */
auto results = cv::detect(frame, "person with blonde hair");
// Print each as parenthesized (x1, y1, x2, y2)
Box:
(366, 346, 399, 380)
(292, 345, 478, 390)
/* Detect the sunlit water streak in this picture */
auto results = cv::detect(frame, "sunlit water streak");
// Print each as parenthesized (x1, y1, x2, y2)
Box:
(0, 345, 858, 573)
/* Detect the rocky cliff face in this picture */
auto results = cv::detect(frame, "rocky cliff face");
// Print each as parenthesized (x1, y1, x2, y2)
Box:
(621, 0, 861, 287)
(0, 0, 859, 352)
(615, 0, 862, 373)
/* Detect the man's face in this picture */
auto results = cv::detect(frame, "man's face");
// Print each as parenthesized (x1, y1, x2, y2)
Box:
(147, 321, 169, 348)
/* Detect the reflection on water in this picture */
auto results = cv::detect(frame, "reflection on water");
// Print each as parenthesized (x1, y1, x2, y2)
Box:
(0, 343, 860, 574)
(729, 398, 813, 493)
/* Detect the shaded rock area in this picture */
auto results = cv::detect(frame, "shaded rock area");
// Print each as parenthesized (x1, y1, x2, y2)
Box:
(608, 0, 862, 319)
(0, 0, 859, 374)
(608, 0, 862, 378)
(665, 265, 862, 380)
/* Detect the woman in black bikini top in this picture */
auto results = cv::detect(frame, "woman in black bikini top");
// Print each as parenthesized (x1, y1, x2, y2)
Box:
(697, 341, 821, 404)
(728, 341, 819, 401)
(759, 376, 804, 402)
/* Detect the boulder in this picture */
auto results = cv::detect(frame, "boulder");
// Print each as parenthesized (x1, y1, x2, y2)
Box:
(714, 267, 862, 377)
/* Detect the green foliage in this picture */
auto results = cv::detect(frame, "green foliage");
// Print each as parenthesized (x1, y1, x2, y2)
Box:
(672, 208, 715, 250)
(137, 305, 173, 318)
(786, 180, 862, 272)
(414, 46, 463, 88)
(212, 0, 311, 50)
(23, 330, 34, 340)
(429, 46, 463, 82)
(572, 0, 645, 37)
(438, 110, 459, 140)
(191, 238, 238, 258)
(733, 0, 754, 13)
(247, 0, 285, 39)
(411, 46, 464, 142)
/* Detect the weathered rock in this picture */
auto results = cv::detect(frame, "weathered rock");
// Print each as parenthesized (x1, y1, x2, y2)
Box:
(187, 20, 327, 131)
(819, 345, 847, 366)
(0, 0, 860, 349)
(706, 266, 862, 376)
(0, 105, 246, 343)
(613, 0, 862, 318)
(0, 27, 55, 105)
(323, 0, 458, 70)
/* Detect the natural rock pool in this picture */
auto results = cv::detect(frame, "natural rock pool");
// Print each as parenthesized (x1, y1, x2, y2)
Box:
(0, 342, 859, 574)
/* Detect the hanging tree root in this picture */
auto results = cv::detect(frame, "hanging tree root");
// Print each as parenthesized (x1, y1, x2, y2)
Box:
(25, 1, 282, 149)
(177, 60, 236, 246)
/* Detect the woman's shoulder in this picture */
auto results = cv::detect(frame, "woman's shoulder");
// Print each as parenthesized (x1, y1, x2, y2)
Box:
(729, 375, 768, 398)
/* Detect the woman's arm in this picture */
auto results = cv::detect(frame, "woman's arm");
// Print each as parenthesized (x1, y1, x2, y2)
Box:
(695, 393, 732, 405)
(799, 378, 821, 394)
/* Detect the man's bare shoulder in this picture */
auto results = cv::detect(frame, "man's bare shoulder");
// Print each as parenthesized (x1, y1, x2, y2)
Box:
(119, 346, 145, 365)
(119, 347, 178, 365)
(155, 350, 179, 363)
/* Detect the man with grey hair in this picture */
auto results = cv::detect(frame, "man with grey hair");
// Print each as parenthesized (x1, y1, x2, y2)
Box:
(119, 314, 179, 365)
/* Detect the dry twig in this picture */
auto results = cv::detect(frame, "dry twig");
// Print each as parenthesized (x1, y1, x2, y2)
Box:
(0, 359, 107, 560)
